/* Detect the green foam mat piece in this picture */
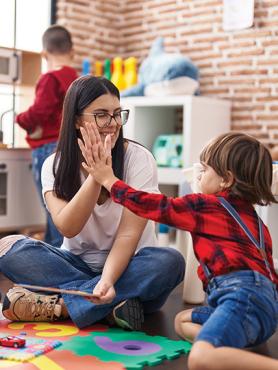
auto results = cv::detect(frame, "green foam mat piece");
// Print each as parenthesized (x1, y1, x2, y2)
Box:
(57, 327, 191, 369)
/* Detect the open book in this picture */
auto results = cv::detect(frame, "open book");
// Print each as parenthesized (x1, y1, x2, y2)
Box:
(15, 283, 100, 298)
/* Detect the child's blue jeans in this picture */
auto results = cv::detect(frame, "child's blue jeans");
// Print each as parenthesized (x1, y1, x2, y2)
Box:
(192, 270, 278, 348)
(0, 237, 185, 328)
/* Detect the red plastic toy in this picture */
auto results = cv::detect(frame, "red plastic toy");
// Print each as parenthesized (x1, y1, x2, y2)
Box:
(0, 336, 26, 348)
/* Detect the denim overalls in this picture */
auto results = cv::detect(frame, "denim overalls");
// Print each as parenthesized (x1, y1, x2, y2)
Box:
(192, 197, 278, 348)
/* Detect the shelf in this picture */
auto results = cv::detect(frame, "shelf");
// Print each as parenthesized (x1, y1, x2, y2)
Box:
(157, 167, 184, 185)
(122, 95, 230, 108)
(0, 47, 41, 86)
(122, 95, 231, 169)
(20, 50, 41, 86)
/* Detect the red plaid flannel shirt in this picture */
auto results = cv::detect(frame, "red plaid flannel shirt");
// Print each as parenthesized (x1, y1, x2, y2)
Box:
(111, 180, 278, 290)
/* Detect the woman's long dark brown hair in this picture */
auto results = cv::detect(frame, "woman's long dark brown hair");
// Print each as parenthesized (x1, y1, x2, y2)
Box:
(200, 132, 277, 205)
(53, 76, 125, 201)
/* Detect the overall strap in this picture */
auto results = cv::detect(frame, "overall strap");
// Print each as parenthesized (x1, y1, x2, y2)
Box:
(217, 196, 274, 282)
(218, 197, 263, 249)
(200, 261, 212, 280)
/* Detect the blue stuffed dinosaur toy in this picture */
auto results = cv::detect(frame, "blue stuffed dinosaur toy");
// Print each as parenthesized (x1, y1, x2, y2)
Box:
(121, 37, 199, 97)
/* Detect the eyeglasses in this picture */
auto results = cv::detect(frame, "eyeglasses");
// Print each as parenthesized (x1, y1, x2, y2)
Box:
(80, 109, 129, 128)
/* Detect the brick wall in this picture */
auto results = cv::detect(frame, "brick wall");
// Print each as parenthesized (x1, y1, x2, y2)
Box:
(57, 0, 278, 147)
(56, 0, 125, 65)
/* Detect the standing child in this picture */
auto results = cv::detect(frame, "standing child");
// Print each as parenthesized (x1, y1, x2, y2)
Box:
(80, 127, 278, 370)
(15, 25, 78, 247)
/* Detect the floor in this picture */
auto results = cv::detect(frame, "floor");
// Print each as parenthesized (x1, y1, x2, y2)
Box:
(0, 275, 278, 370)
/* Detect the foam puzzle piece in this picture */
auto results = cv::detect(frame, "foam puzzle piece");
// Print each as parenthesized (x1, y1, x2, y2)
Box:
(43, 350, 125, 370)
(57, 327, 192, 370)
(0, 361, 37, 369)
(0, 333, 61, 362)
(1, 320, 107, 340)
(0, 320, 191, 370)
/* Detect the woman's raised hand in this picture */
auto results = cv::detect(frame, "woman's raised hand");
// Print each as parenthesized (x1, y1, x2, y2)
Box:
(78, 121, 117, 189)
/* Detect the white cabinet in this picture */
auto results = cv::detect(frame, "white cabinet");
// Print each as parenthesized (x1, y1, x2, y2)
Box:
(121, 95, 231, 184)
(0, 148, 45, 232)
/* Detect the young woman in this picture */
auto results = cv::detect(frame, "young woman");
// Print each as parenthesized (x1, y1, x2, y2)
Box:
(82, 128, 278, 370)
(0, 76, 185, 330)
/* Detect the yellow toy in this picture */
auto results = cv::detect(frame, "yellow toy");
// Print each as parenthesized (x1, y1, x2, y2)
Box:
(94, 61, 102, 77)
(124, 57, 138, 88)
(111, 57, 126, 91)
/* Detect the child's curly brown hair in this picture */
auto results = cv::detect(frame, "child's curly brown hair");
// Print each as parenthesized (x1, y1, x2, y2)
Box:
(200, 132, 277, 205)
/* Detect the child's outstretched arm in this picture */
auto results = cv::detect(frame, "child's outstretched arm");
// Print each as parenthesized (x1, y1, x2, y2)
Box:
(79, 121, 198, 233)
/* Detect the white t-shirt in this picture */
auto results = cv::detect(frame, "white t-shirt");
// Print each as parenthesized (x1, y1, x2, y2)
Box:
(41, 141, 159, 271)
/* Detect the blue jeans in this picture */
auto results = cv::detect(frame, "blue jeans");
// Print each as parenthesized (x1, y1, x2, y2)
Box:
(192, 270, 278, 348)
(32, 142, 63, 247)
(0, 238, 185, 328)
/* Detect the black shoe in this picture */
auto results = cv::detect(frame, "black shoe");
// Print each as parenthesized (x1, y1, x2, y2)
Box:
(112, 298, 144, 331)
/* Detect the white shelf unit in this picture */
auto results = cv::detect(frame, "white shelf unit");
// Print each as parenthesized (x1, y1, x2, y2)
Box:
(121, 95, 231, 183)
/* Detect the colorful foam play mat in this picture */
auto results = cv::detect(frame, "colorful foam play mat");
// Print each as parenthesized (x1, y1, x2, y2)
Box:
(0, 334, 61, 362)
(0, 320, 191, 369)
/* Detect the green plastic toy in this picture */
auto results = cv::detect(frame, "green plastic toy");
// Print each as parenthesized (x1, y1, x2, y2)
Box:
(104, 59, 112, 80)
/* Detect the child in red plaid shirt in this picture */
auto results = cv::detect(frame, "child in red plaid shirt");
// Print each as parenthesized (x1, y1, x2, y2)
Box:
(79, 126, 278, 370)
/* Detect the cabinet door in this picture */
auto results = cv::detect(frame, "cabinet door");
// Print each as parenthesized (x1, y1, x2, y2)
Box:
(17, 159, 46, 227)
(0, 158, 45, 232)
(0, 163, 8, 217)
(0, 159, 18, 230)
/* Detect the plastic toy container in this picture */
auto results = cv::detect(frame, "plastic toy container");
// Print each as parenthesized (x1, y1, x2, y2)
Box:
(153, 134, 183, 168)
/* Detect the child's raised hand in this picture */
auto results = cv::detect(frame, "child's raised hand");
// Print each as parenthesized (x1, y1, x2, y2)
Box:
(78, 121, 118, 190)
(77, 121, 99, 170)
(89, 136, 115, 187)
(104, 131, 112, 158)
